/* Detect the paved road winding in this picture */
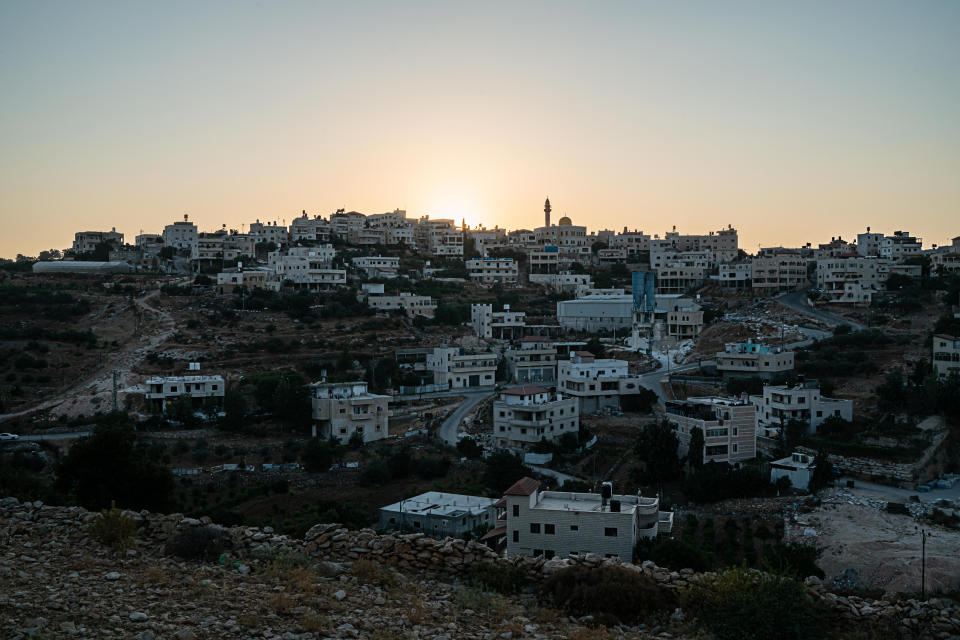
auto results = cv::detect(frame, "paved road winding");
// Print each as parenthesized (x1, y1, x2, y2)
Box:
(776, 290, 865, 331)
(436, 389, 496, 445)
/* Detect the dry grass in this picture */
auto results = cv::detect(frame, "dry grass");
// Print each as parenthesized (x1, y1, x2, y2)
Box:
(237, 613, 259, 629)
(406, 594, 427, 625)
(70, 553, 100, 572)
(568, 627, 617, 640)
(268, 591, 294, 616)
(144, 565, 169, 584)
(300, 613, 327, 632)
(350, 557, 397, 586)
(287, 567, 317, 593)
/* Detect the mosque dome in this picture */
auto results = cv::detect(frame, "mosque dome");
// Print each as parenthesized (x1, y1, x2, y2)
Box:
(558, 216, 572, 226)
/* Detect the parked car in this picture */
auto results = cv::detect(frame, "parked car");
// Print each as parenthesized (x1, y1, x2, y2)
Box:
(0, 433, 19, 441)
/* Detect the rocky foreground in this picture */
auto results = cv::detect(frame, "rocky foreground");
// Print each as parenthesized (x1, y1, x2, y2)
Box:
(2, 497, 959, 640)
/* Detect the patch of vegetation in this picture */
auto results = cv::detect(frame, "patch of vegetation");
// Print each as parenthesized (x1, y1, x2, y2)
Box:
(89, 502, 137, 551)
(466, 562, 530, 595)
(538, 565, 676, 625)
(165, 525, 232, 561)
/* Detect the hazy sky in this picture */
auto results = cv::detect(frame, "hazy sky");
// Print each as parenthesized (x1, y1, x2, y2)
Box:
(1, 0, 958, 258)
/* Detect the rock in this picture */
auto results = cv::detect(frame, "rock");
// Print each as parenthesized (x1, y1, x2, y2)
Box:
(104, 572, 121, 581)
(174, 630, 195, 640)
(134, 631, 155, 640)
(129, 612, 148, 622)
(333, 589, 347, 601)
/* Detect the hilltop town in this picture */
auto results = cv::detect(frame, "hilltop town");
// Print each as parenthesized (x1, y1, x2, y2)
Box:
(2, 203, 960, 639)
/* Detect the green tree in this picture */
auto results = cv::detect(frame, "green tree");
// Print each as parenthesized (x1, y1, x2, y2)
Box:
(688, 426, 704, 469)
(221, 387, 247, 431)
(348, 431, 365, 450)
(483, 451, 531, 494)
(633, 420, 682, 482)
(584, 337, 605, 358)
(166, 394, 194, 425)
(456, 437, 484, 459)
(55, 414, 174, 512)
(783, 418, 808, 451)
(807, 451, 833, 494)
(302, 438, 336, 472)
(272, 373, 311, 428)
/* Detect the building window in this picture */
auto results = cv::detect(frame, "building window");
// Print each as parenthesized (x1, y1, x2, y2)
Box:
(533, 549, 544, 557)
(544, 550, 555, 560)
(545, 524, 555, 535)
(530, 523, 541, 534)
(604, 527, 617, 537)
(512, 505, 519, 517)
(570, 525, 578, 531)
(512, 530, 519, 543)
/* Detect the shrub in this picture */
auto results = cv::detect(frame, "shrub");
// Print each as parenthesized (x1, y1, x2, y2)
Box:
(165, 525, 231, 561)
(680, 566, 824, 640)
(466, 561, 529, 594)
(89, 502, 137, 550)
(635, 536, 714, 572)
(350, 558, 397, 586)
(538, 565, 676, 624)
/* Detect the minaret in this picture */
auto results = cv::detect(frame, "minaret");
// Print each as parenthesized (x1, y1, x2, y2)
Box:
(544, 197, 551, 227)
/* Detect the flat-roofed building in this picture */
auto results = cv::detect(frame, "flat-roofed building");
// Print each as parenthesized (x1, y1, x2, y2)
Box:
(506, 337, 557, 384)
(378, 491, 497, 538)
(493, 385, 579, 449)
(880, 231, 922, 260)
(752, 248, 807, 294)
(750, 380, 853, 434)
(352, 255, 400, 278)
(427, 347, 497, 389)
(216, 269, 278, 294)
(163, 217, 198, 255)
(529, 271, 592, 295)
(466, 257, 518, 285)
(770, 451, 816, 491)
(417, 217, 463, 256)
(330, 211, 366, 237)
(503, 478, 672, 562)
(368, 292, 436, 318)
(857, 228, 884, 257)
(248, 220, 288, 248)
(933, 334, 960, 380)
(310, 381, 389, 444)
(471, 303, 526, 339)
(268, 247, 344, 290)
(665, 397, 757, 465)
(717, 262, 752, 289)
(558, 353, 644, 413)
(716, 341, 794, 381)
(145, 373, 225, 411)
(609, 229, 651, 255)
(72, 228, 124, 254)
(556, 294, 633, 333)
(289, 212, 332, 244)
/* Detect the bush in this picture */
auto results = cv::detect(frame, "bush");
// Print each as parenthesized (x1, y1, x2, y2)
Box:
(89, 502, 137, 550)
(635, 536, 714, 572)
(680, 566, 824, 640)
(165, 525, 232, 561)
(466, 562, 529, 594)
(538, 565, 676, 624)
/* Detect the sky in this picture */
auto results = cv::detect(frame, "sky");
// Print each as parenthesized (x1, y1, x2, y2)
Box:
(1, 0, 958, 259)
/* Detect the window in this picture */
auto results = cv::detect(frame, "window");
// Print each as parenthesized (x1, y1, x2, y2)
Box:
(512, 531, 519, 543)
(570, 525, 578, 531)
(530, 523, 541, 533)
(545, 524, 555, 535)
(604, 527, 617, 537)
(413, 521, 421, 529)
(545, 550, 555, 560)
(533, 549, 544, 557)
(512, 505, 519, 517)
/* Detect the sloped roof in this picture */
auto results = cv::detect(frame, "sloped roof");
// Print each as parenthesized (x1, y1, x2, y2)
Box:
(503, 477, 541, 497)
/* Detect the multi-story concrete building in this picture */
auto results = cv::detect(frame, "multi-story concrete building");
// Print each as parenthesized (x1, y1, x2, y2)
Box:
(770, 451, 816, 491)
(717, 262, 752, 289)
(528, 246, 561, 275)
(471, 303, 526, 340)
(330, 210, 366, 237)
(416, 217, 463, 256)
(649, 227, 739, 265)
(195, 232, 225, 267)
(880, 231, 922, 260)
(367, 292, 437, 318)
(529, 271, 592, 295)
(597, 248, 628, 265)
(535, 217, 590, 263)
(752, 248, 807, 294)
(506, 337, 557, 385)
(352, 255, 400, 279)
(715, 341, 795, 381)
(609, 229, 652, 255)
(816, 256, 921, 304)
(933, 334, 960, 380)
(814, 237, 857, 260)
(163, 216, 198, 255)
(215, 269, 278, 294)
(310, 381, 389, 444)
(145, 373, 225, 411)
(930, 237, 960, 276)
(654, 262, 708, 295)
(665, 397, 757, 465)
(558, 353, 644, 413)
(466, 257, 518, 285)
(365, 209, 415, 246)
(664, 299, 705, 339)
(857, 228, 884, 257)
(72, 228, 124, 254)
(503, 478, 672, 562)
(222, 231, 257, 262)
(289, 212, 332, 244)
(556, 294, 634, 333)
(427, 347, 498, 389)
(751, 380, 853, 434)
(248, 220, 288, 248)
(493, 385, 579, 449)
(378, 492, 498, 538)
(470, 227, 508, 255)
(268, 247, 344, 290)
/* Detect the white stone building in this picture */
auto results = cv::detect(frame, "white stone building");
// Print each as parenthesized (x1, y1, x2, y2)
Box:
(352, 255, 400, 278)
(770, 451, 816, 491)
(471, 304, 526, 340)
(72, 228, 124, 253)
(163, 217, 198, 255)
(556, 294, 634, 333)
(493, 385, 579, 449)
(216, 269, 278, 294)
(289, 212, 332, 244)
(145, 374, 225, 411)
(557, 353, 644, 413)
(378, 492, 498, 538)
(427, 347, 497, 389)
(503, 478, 672, 562)
(715, 341, 795, 381)
(880, 231, 922, 260)
(310, 381, 389, 444)
(665, 397, 757, 465)
(416, 217, 463, 256)
(506, 337, 557, 385)
(466, 257, 518, 285)
(752, 248, 808, 295)
(268, 247, 344, 290)
(248, 220, 288, 247)
(367, 292, 437, 318)
(751, 380, 853, 434)
(717, 262, 752, 289)
(933, 334, 960, 380)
